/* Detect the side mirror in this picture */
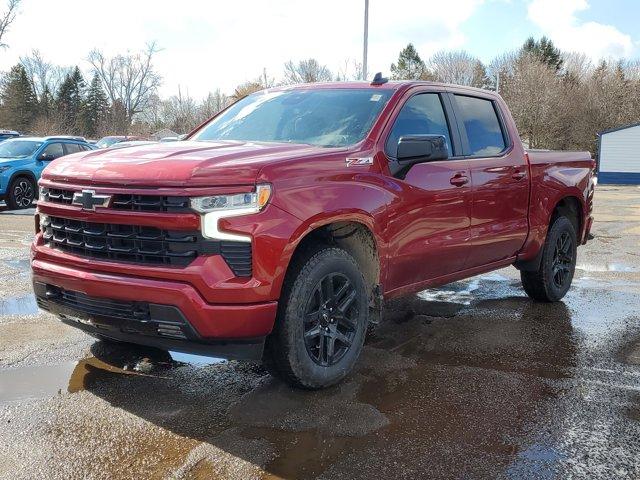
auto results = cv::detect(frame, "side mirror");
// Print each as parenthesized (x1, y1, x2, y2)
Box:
(397, 135, 448, 163)
(39, 153, 55, 161)
(389, 135, 448, 178)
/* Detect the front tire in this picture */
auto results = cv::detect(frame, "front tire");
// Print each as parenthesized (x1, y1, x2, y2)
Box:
(521, 216, 577, 302)
(265, 247, 369, 389)
(7, 176, 36, 210)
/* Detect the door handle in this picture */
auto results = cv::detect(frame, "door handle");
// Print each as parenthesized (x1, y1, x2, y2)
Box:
(512, 169, 526, 180)
(450, 173, 469, 187)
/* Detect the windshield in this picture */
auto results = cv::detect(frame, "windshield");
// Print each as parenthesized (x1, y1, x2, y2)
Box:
(192, 88, 393, 148)
(96, 137, 121, 148)
(0, 140, 43, 158)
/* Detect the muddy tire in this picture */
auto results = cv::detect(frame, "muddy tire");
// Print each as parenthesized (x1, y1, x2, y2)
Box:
(521, 216, 577, 302)
(7, 176, 36, 210)
(264, 247, 369, 389)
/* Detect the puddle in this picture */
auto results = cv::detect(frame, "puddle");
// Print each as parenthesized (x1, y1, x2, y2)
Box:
(0, 294, 39, 316)
(577, 263, 638, 273)
(0, 346, 225, 406)
(417, 272, 514, 305)
(0, 362, 77, 404)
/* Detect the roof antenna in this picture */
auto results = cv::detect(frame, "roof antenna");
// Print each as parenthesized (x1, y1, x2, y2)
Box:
(370, 72, 388, 85)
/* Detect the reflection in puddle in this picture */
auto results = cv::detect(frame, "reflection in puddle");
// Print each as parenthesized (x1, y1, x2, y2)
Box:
(0, 362, 77, 404)
(577, 263, 638, 272)
(417, 272, 514, 305)
(0, 345, 226, 406)
(0, 294, 38, 316)
(170, 351, 224, 366)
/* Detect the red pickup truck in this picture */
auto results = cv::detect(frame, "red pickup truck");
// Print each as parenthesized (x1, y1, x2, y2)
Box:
(31, 79, 595, 388)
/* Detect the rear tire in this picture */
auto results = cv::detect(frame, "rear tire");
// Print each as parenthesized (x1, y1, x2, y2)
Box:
(521, 216, 577, 302)
(7, 176, 36, 210)
(264, 247, 369, 389)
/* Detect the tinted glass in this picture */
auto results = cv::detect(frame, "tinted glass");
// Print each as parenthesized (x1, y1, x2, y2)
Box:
(385, 93, 451, 158)
(0, 140, 42, 158)
(193, 89, 393, 148)
(454, 95, 506, 156)
(65, 143, 82, 154)
(41, 143, 64, 160)
(96, 137, 122, 148)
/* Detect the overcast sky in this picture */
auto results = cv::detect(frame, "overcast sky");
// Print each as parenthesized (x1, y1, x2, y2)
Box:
(1, 0, 638, 99)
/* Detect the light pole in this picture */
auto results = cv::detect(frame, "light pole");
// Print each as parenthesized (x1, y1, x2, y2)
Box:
(363, 0, 369, 81)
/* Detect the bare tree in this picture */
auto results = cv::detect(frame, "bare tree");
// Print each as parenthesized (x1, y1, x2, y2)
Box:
(199, 89, 229, 120)
(0, 0, 19, 49)
(335, 58, 363, 81)
(20, 50, 70, 101)
(160, 86, 199, 133)
(429, 50, 487, 88)
(283, 59, 332, 84)
(87, 43, 162, 124)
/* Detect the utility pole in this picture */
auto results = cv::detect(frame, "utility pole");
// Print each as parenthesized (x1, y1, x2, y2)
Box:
(363, 0, 369, 81)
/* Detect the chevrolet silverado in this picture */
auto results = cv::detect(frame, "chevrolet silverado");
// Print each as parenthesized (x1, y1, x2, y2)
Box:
(31, 78, 595, 388)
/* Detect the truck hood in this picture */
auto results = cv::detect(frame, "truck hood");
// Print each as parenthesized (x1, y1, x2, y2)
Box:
(42, 140, 340, 187)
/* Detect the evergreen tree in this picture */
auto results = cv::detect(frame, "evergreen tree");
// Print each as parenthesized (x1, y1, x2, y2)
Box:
(0, 64, 38, 132)
(80, 73, 109, 137)
(522, 36, 563, 71)
(38, 85, 54, 118)
(55, 66, 85, 132)
(390, 44, 428, 80)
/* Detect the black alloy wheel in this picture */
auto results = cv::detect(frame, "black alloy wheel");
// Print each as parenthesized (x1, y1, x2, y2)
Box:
(303, 272, 358, 366)
(551, 231, 573, 289)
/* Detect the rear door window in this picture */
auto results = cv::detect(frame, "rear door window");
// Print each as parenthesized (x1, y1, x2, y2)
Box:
(64, 143, 82, 154)
(454, 95, 506, 156)
(385, 93, 452, 158)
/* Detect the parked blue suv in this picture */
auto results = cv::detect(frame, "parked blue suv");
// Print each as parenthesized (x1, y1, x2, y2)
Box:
(0, 136, 95, 209)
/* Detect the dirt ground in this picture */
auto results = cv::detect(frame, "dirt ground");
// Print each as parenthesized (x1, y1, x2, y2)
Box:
(1, 186, 639, 479)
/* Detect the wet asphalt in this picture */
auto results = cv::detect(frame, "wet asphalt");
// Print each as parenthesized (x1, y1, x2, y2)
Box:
(1, 187, 640, 479)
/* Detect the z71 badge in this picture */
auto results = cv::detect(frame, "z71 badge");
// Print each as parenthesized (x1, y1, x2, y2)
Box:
(345, 157, 374, 167)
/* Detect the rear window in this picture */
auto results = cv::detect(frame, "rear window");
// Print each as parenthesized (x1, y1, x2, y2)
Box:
(454, 95, 506, 156)
(65, 143, 82, 154)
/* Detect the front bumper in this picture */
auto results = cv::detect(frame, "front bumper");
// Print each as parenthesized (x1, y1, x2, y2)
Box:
(32, 258, 278, 359)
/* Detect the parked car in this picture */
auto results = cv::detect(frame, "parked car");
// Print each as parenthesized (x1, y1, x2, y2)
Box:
(32, 79, 595, 388)
(107, 140, 157, 150)
(0, 130, 20, 143)
(95, 136, 146, 148)
(0, 136, 95, 209)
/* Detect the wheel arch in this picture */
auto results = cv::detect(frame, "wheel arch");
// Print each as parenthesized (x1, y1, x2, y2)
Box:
(276, 214, 384, 317)
(516, 194, 583, 272)
(8, 169, 38, 188)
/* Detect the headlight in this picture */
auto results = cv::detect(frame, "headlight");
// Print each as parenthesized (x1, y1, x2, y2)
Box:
(192, 184, 271, 241)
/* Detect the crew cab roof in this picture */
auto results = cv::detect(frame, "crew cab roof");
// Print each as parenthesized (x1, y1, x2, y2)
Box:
(261, 80, 499, 98)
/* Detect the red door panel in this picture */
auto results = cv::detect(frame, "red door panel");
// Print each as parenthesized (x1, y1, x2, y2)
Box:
(467, 155, 529, 266)
(385, 158, 472, 291)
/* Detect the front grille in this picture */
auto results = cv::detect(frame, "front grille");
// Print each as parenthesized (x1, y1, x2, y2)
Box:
(46, 188, 74, 205)
(41, 216, 212, 267)
(40, 215, 253, 275)
(42, 188, 191, 213)
(111, 194, 190, 212)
